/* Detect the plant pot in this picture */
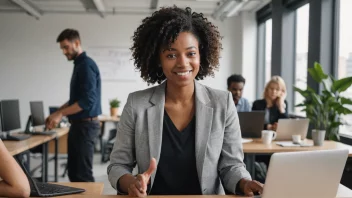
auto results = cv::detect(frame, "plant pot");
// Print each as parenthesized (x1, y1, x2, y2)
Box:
(312, 129, 326, 146)
(110, 107, 119, 117)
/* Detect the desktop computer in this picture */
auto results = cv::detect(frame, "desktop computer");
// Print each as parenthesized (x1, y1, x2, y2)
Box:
(0, 100, 30, 141)
(24, 101, 56, 135)
(31, 101, 46, 127)
(49, 106, 59, 115)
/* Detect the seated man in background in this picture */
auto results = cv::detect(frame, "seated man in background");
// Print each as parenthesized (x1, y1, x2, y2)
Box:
(227, 74, 251, 112)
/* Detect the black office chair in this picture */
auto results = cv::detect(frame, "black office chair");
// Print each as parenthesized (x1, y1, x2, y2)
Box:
(101, 129, 117, 163)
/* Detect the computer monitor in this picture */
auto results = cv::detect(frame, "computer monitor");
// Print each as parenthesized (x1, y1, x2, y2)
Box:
(49, 106, 59, 115)
(30, 101, 45, 127)
(0, 100, 21, 132)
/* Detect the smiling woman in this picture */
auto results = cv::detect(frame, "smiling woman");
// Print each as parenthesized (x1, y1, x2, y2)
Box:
(107, 6, 263, 197)
(130, 6, 221, 85)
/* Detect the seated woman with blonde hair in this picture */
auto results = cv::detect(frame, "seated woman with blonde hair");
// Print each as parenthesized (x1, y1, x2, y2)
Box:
(0, 139, 30, 197)
(252, 76, 288, 131)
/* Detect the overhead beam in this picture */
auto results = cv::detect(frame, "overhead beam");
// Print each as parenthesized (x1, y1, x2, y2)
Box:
(92, 0, 105, 18)
(150, 0, 158, 10)
(211, 0, 236, 20)
(10, 0, 41, 19)
(220, 0, 249, 20)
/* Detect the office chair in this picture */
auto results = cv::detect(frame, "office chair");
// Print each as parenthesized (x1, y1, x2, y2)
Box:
(101, 129, 117, 163)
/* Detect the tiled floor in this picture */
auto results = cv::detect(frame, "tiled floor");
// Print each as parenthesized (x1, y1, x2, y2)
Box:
(30, 153, 117, 195)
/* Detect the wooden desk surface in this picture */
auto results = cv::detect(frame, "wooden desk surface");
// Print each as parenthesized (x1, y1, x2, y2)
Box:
(52, 184, 351, 198)
(243, 139, 352, 156)
(99, 115, 120, 122)
(3, 127, 69, 156)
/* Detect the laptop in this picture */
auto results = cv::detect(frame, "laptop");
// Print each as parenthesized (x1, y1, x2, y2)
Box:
(275, 118, 309, 141)
(238, 111, 265, 138)
(255, 149, 348, 198)
(17, 158, 85, 197)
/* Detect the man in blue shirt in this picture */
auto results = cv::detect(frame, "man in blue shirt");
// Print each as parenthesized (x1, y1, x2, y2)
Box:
(227, 74, 251, 112)
(46, 29, 102, 182)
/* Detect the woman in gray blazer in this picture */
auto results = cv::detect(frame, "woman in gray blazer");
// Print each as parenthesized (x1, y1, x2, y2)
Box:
(107, 6, 263, 197)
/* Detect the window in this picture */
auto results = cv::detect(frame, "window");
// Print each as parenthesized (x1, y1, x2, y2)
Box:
(265, 19, 272, 84)
(338, 0, 352, 134)
(256, 16, 272, 98)
(294, 4, 309, 116)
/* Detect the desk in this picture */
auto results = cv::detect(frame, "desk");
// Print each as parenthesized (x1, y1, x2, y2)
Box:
(56, 184, 351, 198)
(99, 115, 120, 162)
(242, 139, 352, 179)
(49, 129, 68, 154)
(3, 128, 69, 182)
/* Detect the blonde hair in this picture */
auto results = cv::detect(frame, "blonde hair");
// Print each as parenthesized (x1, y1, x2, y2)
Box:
(263, 76, 287, 113)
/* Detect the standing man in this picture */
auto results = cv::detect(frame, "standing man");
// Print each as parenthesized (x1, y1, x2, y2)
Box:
(227, 74, 251, 112)
(46, 29, 102, 182)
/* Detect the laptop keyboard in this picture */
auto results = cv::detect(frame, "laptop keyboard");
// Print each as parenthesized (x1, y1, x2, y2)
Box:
(37, 183, 68, 194)
(31, 182, 85, 197)
(1, 134, 31, 141)
(31, 131, 56, 135)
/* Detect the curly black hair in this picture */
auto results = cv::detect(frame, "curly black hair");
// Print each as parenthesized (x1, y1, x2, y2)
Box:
(227, 74, 246, 88)
(130, 6, 222, 84)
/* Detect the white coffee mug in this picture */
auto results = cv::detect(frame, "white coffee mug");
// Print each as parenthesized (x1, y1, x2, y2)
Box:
(292, 134, 302, 144)
(262, 130, 277, 144)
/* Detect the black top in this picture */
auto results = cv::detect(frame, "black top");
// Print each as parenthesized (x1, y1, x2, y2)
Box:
(150, 111, 202, 195)
(251, 99, 289, 129)
(69, 52, 102, 120)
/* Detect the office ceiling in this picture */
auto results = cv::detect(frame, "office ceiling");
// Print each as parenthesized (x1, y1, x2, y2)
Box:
(0, 0, 270, 19)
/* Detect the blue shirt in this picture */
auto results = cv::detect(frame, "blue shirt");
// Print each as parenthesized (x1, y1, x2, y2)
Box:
(68, 52, 102, 120)
(236, 97, 251, 112)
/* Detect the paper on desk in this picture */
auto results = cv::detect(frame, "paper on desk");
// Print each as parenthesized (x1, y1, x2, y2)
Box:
(242, 138, 253, 143)
(276, 141, 314, 147)
(276, 141, 301, 147)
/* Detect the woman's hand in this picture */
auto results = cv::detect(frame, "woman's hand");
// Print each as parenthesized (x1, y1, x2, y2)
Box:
(272, 122, 278, 131)
(239, 179, 264, 196)
(127, 158, 157, 197)
(276, 96, 286, 113)
(267, 124, 273, 130)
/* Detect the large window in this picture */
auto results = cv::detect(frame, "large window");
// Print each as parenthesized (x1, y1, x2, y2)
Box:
(294, 4, 309, 115)
(265, 19, 272, 84)
(338, 0, 352, 134)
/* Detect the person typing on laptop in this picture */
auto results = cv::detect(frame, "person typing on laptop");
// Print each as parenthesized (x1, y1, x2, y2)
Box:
(0, 139, 30, 197)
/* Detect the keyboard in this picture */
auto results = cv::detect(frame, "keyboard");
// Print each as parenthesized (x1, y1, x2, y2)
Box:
(31, 182, 85, 197)
(1, 134, 31, 141)
(30, 131, 56, 135)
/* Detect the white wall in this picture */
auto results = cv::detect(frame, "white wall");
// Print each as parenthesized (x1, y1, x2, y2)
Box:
(0, 12, 256, 131)
(219, 12, 258, 103)
(241, 12, 257, 103)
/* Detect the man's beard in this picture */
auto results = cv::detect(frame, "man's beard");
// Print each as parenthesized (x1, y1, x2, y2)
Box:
(66, 51, 78, 60)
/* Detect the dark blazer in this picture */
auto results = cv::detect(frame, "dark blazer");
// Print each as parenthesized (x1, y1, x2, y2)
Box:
(251, 99, 288, 129)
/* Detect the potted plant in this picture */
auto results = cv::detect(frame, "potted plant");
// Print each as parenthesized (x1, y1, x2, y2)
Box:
(109, 98, 120, 117)
(294, 62, 352, 145)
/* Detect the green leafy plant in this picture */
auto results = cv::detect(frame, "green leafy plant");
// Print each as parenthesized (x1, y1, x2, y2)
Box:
(294, 62, 352, 141)
(109, 98, 120, 108)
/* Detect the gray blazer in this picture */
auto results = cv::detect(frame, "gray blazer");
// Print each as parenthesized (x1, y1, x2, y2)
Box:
(107, 81, 251, 195)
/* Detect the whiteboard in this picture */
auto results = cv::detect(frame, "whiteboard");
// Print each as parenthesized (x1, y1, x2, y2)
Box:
(87, 46, 138, 81)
